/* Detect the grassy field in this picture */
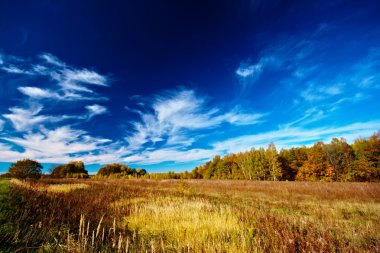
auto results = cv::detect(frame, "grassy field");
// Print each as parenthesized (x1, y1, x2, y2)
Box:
(0, 178, 379, 252)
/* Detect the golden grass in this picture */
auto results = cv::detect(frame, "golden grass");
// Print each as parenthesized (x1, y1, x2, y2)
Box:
(10, 178, 89, 193)
(3, 179, 380, 252)
(46, 183, 89, 193)
(119, 196, 245, 251)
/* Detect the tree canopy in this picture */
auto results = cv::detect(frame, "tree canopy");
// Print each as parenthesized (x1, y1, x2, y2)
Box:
(190, 131, 380, 182)
(51, 161, 89, 178)
(8, 159, 43, 179)
(96, 163, 146, 178)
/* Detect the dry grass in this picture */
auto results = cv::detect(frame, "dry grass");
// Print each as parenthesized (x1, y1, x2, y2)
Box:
(10, 178, 89, 193)
(1, 179, 379, 252)
(119, 196, 244, 251)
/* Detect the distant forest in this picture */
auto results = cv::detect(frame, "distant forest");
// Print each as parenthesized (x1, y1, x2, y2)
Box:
(3, 132, 379, 182)
(150, 131, 380, 182)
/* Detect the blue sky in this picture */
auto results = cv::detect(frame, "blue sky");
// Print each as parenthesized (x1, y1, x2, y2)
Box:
(0, 0, 379, 173)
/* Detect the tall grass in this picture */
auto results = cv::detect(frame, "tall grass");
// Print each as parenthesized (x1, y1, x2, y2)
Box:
(1, 179, 379, 252)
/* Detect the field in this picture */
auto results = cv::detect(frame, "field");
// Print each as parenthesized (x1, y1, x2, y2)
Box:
(0, 178, 379, 252)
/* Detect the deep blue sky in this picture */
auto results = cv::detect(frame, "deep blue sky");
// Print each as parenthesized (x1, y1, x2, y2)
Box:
(0, 0, 379, 173)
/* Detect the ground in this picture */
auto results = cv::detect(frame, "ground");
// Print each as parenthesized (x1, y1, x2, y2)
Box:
(0, 178, 379, 252)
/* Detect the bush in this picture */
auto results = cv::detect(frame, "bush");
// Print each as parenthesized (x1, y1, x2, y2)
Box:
(50, 161, 88, 178)
(8, 159, 42, 179)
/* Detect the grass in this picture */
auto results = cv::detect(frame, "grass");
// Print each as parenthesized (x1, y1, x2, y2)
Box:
(1, 179, 379, 252)
(10, 178, 89, 193)
(119, 196, 244, 251)
(0, 178, 10, 222)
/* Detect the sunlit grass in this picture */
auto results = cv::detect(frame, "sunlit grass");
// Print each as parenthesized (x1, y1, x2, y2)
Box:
(119, 196, 245, 251)
(2, 179, 379, 252)
(46, 183, 89, 193)
(10, 178, 89, 193)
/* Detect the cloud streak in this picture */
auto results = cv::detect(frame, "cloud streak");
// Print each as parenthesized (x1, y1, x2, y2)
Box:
(125, 88, 266, 151)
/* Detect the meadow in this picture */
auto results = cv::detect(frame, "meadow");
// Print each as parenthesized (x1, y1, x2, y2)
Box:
(0, 178, 379, 252)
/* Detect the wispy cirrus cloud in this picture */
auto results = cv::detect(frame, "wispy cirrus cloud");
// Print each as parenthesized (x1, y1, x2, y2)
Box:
(0, 51, 116, 165)
(18, 86, 61, 100)
(300, 82, 344, 101)
(2, 104, 68, 131)
(86, 104, 108, 119)
(0, 52, 109, 101)
(212, 120, 380, 154)
(123, 147, 216, 164)
(0, 126, 123, 164)
(236, 56, 280, 78)
(124, 88, 266, 151)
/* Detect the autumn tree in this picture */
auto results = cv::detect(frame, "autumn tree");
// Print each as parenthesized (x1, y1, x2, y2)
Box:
(266, 143, 282, 181)
(296, 142, 329, 181)
(352, 132, 380, 181)
(236, 151, 253, 180)
(250, 148, 267, 180)
(279, 147, 308, 180)
(326, 138, 354, 181)
(9, 159, 42, 179)
(51, 161, 88, 178)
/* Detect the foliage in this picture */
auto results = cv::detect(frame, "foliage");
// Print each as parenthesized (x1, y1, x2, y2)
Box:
(192, 131, 380, 182)
(0, 172, 11, 178)
(51, 161, 89, 178)
(96, 163, 146, 178)
(8, 159, 42, 179)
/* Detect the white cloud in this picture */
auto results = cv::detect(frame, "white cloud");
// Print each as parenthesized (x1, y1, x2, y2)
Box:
(62, 69, 108, 86)
(301, 83, 343, 101)
(125, 89, 266, 149)
(123, 147, 215, 164)
(1, 126, 114, 163)
(86, 104, 108, 119)
(0, 52, 109, 101)
(282, 108, 326, 129)
(236, 56, 280, 78)
(40, 52, 66, 67)
(2, 104, 59, 131)
(236, 64, 263, 77)
(1, 65, 31, 74)
(18, 86, 60, 99)
(212, 121, 380, 154)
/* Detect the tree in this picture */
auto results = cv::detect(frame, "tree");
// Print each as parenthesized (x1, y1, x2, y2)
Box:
(252, 148, 268, 180)
(296, 142, 329, 181)
(9, 159, 42, 179)
(51, 161, 88, 178)
(266, 143, 282, 181)
(326, 138, 354, 181)
(236, 151, 253, 180)
(351, 132, 380, 181)
(279, 147, 308, 180)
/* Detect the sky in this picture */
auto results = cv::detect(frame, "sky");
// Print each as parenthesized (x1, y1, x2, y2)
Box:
(0, 0, 380, 174)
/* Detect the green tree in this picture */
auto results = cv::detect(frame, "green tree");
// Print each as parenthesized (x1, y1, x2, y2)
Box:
(9, 159, 42, 179)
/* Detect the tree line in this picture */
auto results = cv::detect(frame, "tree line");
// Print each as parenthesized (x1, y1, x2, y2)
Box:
(189, 132, 380, 182)
(3, 131, 379, 182)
